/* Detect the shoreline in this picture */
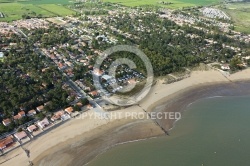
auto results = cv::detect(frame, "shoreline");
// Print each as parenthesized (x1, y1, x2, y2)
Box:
(155, 81, 250, 132)
(86, 79, 250, 166)
(147, 80, 250, 132)
(1, 69, 250, 166)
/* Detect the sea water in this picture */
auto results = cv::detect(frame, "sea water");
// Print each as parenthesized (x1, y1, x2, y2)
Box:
(89, 96, 250, 166)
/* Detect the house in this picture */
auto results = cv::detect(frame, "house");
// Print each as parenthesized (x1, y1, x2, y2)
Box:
(61, 114, 71, 121)
(37, 118, 50, 129)
(76, 102, 83, 108)
(18, 111, 25, 117)
(27, 110, 36, 117)
(51, 110, 65, 121)
(14, 131, 27, 141)
(88, 91, 99, 97)
(27, 125, 38, 132)
(221, 64, 230, 70)
(2, 118, 11, 126)
(13, 111, 25, 120)
(65, 107, 73, 114)
(36, 105, 44, 112)
(0, 136, 14, 150)
(13, 114, 22, 120)
(93, 68, 103, 76)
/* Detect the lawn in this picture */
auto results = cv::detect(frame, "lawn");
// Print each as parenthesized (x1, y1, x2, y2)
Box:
(0, 0, 75, 21)
(222, 2, 250, 34)
(0, 3, 54, 21)
(19, 0, 73, 5)
(104, 0, 221, 8)
(37, 4, 75, 16)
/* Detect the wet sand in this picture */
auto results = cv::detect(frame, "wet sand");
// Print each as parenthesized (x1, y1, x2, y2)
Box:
(33, 118, 164, 166)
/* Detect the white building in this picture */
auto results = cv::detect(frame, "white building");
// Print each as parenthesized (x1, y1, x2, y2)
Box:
(221, 64, 230, 70)
(0, 52, 3, 58)
(37, 118, 50, 129)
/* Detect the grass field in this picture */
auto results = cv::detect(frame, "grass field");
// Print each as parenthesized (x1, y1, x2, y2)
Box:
(0, 3, 55, 21)
(222, 2, 250, 34)
(37, 4, 75, 15)
(104, 0, 221, 8)
(20, 0, 72, 5)
(0, 0, 75, 21)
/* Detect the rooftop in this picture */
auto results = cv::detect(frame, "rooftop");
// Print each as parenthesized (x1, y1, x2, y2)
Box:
(0, 136, 13, 149)
(14, 131, 27, 140)
(0, 52, 3, 58)
(65, 107, 73, 114)
(27, 125, 38, 132)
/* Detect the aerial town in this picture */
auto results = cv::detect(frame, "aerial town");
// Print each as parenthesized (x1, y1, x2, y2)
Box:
(0, 1, 250, 160)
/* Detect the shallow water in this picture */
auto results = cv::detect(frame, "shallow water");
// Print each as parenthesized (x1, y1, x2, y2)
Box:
(88, 95, 250, 166)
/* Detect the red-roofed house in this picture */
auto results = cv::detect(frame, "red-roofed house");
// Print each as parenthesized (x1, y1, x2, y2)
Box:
(0, 136, 14, 150)
(88, 91, 99, 97)
(18, 111, 25, 117)
(13, 114, 22, 120)
(65, 107, 73, 114)
(13, 111, 25, 121)
(51, 110, 65, 121)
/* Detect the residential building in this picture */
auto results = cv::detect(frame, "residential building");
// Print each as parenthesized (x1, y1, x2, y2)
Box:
(37, 118, 50, 129)
(221, 64, 230, 70)
(36, 105, 44, 112)
(27, 125, 38, 133)
(27, 110, 36, 117)
(18, 111, 25, 117)
(2, 118, 11, 126)
(14, 131, 28, 141)
(13, 114, 22, 121)
(93, 68, 103, 76)
(51, 110, 65, 121)
(65, 107, 73, 114)
(0, 136, 14, 150)
(88, 90, 99, 97)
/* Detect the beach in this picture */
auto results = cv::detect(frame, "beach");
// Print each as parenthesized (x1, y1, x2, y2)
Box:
(1, 68, 250, 166)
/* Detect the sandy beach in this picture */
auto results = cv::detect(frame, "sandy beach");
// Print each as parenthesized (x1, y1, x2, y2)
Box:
(1, 68, 250, 166)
